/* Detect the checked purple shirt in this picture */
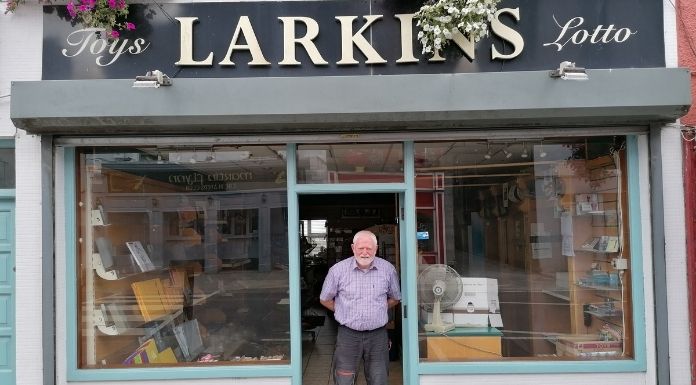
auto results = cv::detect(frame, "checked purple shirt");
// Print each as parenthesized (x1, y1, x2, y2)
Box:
(320, 256, 401, 331)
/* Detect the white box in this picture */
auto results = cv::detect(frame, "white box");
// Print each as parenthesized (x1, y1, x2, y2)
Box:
(452, 313, 489, 327)
(451, 278, 501, 327)
(452, 278, 499, 313)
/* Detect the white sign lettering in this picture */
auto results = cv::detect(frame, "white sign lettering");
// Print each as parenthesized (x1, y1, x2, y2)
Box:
(61, 28, 150, 66)
(543, 15, 636, 51)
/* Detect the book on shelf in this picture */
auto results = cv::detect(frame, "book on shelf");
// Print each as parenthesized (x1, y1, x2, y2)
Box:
(91, 204, 108, 226)
(152, 347, 178, 364)
(173, 319, 204, 361)
(123, 338, 159, 365)
(104, 302, 130, 331)
(131, 278, 170, 322)
(575, 193, 601, 215)
(603, 236, 620, 252)
(126, 241, 156, 272)
(95, 237, 115, 270)
(580, 237, 600, 251)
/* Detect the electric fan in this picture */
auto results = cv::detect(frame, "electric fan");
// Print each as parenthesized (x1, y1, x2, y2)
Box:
(418, 264, 463, 333)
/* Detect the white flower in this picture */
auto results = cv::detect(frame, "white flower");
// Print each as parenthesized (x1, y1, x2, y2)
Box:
(433, 26, 441, 35)
(434, 37, 442, 45)
(417, 31, 424, 39)
(425, 46, 432, 53)
(443, 29, 452, 39)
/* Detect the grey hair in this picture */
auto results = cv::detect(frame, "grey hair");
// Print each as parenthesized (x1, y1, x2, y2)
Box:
(353, 230, 378, 246)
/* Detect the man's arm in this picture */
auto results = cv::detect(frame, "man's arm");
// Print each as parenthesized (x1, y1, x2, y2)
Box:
(387, 298, 400, 309)
(320, 298, 335, 312)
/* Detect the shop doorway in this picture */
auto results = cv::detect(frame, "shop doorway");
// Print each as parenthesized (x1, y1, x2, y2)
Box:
(298, 193, 403, 385)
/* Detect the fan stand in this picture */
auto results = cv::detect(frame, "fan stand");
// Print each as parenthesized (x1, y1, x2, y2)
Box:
(424, 298, 455, 333)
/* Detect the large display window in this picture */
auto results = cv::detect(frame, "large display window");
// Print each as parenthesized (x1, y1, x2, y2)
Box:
(414, 137, 634, 362)
(76, 145, 290, 368)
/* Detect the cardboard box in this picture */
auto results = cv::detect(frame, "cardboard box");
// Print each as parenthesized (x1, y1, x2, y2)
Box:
(452, 313, 489, 327)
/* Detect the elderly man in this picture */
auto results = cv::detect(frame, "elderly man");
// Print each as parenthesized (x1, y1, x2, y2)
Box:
(320, 229, 401, 385)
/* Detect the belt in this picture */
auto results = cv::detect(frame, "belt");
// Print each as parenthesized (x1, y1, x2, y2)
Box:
(339, 324, 386, 333)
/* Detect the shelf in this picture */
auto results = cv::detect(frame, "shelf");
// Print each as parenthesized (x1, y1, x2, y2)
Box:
(542, 289, 570, 302)
(575, 283, 620, 291)
(575, 249, 619, 255)
(585, 310, 622, 318)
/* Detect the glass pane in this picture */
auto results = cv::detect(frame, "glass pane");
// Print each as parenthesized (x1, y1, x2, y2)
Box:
(414, 137, 633, 362)
(0, 148, 15, 188)
(77, 145, 289, 368)
(297, 143, 403, 183)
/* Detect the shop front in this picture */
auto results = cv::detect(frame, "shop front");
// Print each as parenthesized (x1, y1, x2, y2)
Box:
(8, 0, 692, 384)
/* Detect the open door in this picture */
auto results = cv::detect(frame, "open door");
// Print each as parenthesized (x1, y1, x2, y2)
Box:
(298, 193, 404, 385)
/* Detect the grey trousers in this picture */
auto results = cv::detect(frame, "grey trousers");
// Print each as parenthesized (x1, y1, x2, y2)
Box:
(333, 325, 390, 385)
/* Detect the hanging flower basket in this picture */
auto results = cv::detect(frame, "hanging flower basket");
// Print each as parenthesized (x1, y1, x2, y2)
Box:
(415, 0, 501, 55)
(67, 0, 135, 39)
(5, 0, 135, 39)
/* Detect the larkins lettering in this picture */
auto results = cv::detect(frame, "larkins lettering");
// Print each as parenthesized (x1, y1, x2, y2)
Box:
(174, 8, 524, 67)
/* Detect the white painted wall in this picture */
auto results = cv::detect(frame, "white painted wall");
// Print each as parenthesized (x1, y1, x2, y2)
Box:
(663, 2, 692, 384)
(1, 3, 46, 385)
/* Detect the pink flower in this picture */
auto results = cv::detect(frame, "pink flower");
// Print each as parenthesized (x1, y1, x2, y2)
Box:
(117, 0, 126, 9)
(107, 0, 116, 8)
(125, 22, 136, 31)
(78, 4, 89, 12)
(66, 1, 76, 18)
(110, 30, 120, 39)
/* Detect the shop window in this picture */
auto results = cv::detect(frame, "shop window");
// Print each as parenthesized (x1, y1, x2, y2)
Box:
(414, 137, 633, 362)
(297, 143, 404, 183)
(0, 148, 15, 188)
(76, 145, 289, 368)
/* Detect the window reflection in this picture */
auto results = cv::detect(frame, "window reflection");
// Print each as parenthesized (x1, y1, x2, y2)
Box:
(297, 143, 404, 183)
(78, 146, 290, 368)
(414, 138, 632, 362)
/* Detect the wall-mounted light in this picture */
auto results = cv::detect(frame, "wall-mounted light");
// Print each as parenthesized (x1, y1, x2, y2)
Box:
(549, 61, 588, 81)
(133, 70, 173, 88)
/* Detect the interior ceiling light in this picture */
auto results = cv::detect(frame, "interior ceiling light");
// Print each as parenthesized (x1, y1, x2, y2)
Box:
(539, 141, 547, 158)
(484, 142, 492, 160)
(502, 146, 513, 159)
(521, 142, 529, 158)
(549, 61, 588, 81)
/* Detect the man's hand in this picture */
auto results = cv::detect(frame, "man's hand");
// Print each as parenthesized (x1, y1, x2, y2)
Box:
(320, 298, 335, 312)
(387, 298, 400, 309)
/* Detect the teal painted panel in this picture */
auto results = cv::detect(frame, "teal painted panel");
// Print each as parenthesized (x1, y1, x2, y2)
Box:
(0, 199, 13, 385)
(0, 254, 7, 284)
(0, 212, 9, 243)
(0, 296, 8, 325)
(0, 337, 8, 366)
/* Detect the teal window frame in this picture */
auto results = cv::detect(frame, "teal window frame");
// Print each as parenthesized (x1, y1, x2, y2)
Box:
(414, 136, 647, 375)
(63, 135, 646, 382)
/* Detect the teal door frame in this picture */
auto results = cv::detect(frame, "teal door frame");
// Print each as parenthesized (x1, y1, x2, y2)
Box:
(0, 195, 16, 385)
(287, 142, 418, 385)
